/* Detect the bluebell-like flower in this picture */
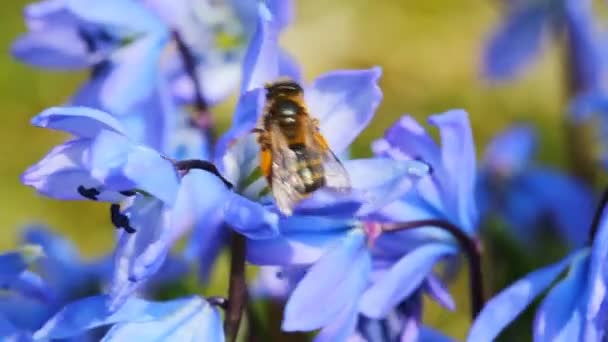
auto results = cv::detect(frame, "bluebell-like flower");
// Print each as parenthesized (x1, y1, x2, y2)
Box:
(241, 110, 478, 341)
(483, 0, 601, 92)
(33, 294, 224, 341)
(477, 125, 594, 245)
(0, 245, 48, 303)
(21, 106, 276, 312)
(468, 207, 608, 341)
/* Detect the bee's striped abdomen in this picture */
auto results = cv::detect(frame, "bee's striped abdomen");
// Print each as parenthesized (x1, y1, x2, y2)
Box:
(290, 143, 326, 193)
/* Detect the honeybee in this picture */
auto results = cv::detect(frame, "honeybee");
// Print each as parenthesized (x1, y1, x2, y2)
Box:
(255, 79, 351, 215)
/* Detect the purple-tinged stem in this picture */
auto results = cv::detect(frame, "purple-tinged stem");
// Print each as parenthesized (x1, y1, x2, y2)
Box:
(383, 219, 484, 320)
(173, 31, 216, 143)
(588, 187, 608, 244)
(224, 232, 247, 342)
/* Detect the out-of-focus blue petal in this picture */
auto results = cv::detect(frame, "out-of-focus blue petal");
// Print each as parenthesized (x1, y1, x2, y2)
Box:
(482, 125, 536, 176)
(33, 295, 203, 339)
(223, 193, 279, 239)
(171, 62, 242, 108)
(534, 254, 588, 342)
(314, 304, 359, 342)
(108, 196, 165, 312)
(266, 0, 294, 30)
(31, 106, 126, 138)
(278, 49, 302, 82)
(425, 274, 456, 311)
(569, 89, 608, 121)
(482, 3, 549, 80)
(282, 230, 370, 331)
(240, 2, 280, 93)
(0, 313, 28, 341)
(214, 89, 264, 164)
(100, 34, 168, 114)
(22, 139, 125, 202)
(467, 252, 578, 342)
(101, 297, 223, 342)
(12, 28, 93, 69)
(344, 158, 430, 215)
(65, 0, 165, 34)
(292, 189, 364, 219)
(516, 169, 593, 246)
(6, 270, 53, 303)
(305, 68, 382, 155)
(250, 266, 291, 299)
(359, 243, 456, 318)
(564, 0, 602, 93)
(0, 248, 42, 281)
(584, 211, 608, 339)
(429, 110, 478, 234)
(90, 130, 179, 204)
(247, 230, 348, 266)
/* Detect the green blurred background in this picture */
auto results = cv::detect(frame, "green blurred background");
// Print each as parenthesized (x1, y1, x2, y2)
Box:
(0, 0, 574, 339)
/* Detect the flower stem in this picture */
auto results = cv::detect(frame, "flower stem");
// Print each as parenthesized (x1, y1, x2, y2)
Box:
(383, 219, 484, 320)
(224, 232, 247, 342)
(173, 31, 216, 143)
(588, 187, 608, 243)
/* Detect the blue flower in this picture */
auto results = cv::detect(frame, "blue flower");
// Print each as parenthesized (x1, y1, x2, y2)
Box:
(33, 295, 224, 341)
(483, 0, 601, 92)
(242, 110, 480, 341)
(468, 206, 608, 341)
(22, 106, 276, 312)
(477, 125, 594, 245)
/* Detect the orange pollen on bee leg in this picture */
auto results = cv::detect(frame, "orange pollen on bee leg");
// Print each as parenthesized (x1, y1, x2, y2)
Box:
(363, 222, 383, 247)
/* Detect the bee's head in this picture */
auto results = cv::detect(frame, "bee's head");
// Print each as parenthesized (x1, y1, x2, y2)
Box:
(265, 79, 303, 99)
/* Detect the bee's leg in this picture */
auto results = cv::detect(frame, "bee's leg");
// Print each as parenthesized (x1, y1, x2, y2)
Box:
(256, 129, 273, 178)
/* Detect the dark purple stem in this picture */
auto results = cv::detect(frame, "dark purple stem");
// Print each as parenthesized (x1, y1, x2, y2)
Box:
(224, 232, 247, 342)
(383, 219, 484, 320)
(172, 31, 215, 142)
(588, 187, 608, 244)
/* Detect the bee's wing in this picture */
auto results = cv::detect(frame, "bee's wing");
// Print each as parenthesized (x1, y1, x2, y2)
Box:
(268, 123, 305, 215)
(303, 116, 352, 191)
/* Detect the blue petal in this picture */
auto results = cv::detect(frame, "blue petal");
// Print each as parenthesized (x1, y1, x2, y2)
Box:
(278, 49, 302, 82)
(100, 34, 168, 114)
(223, 193, 279, 239)
(305, 68, 382, 155)
(282, 230, 370, 331)
(534, 254, 588, 342)
(247, 230, 348, 266)
(214, 89, 264, 164)
(314, 305, 359, 342)
(183, 214, 227, 281)
(425, 274, 456, 311)
(108, 196, 166, 312)
(31, 106, 126, 138)
(359, 243, 456, 318)
(569, 89, 608, 121)
(467, 252, 578, 342)
(5, 270, 54, 303)
(22, 139, 126, 202)
(584, 207, 608, 339)
(240, 2, 280, 93)
(482, 3, 549, 80)
(344, 158, 430, 216)
(65, 0, 166, 34)
(33, 295, 204, 339)
(90, 130, 179, 204)
(101, 297, 224, 342)
(12, 28, 93, 69)
(482, 125, 536, 176)
(564, 0, 602, 93)
(429, 110, 478, 234)
(0, 313, 28, 341)
(0, 250, 36, 281)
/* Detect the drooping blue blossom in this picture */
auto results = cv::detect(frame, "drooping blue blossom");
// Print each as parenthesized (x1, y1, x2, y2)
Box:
(477, 125, 594, 245)
(33, 295, 224, 341)
(468, 206, 608, 341)
(483, 0, 602, 94)
(240, 110, 479, 341)
(21, 105, 278, 313)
